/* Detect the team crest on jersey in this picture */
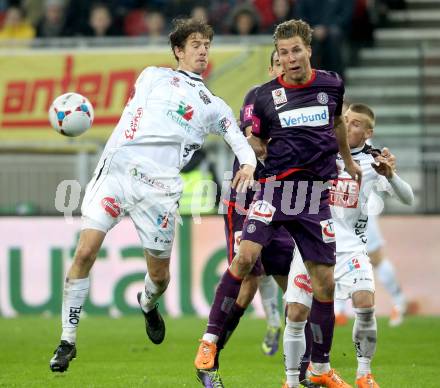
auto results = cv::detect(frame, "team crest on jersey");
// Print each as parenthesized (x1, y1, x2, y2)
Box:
(329, 178, 360, 208)
(177, 101, 194, 121)
(170, 76, 180, 87)
(272, 87, 287, 105)
(320, 219, 336, 243)
(317, 92, 329, 105)
(348, 257, 361, 271)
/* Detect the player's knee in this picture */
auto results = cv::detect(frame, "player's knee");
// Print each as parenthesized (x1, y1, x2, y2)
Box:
(235, 244, 259, 271)
(286, 302, 309, 322)
(73, 245, 98, 268)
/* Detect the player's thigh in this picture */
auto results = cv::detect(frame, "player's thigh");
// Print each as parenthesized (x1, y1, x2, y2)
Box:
(283, 210, 336, 267)
(284, 247, 313, 309)
(334, 252, 375, 301)
(81, 157, 125, 234)
(130, 189, 179, 262)
(261, 226, 295, 277)
(304, 260, 335, 300)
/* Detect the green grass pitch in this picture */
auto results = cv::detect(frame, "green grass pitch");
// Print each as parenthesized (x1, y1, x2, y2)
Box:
(0, 315, 439, 387)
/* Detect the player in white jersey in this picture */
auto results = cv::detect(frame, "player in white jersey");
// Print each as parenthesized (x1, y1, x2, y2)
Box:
(282, 103, 414, 388)
(49, 18, 256, 373)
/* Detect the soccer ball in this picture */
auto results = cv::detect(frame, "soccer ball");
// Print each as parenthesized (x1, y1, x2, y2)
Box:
(48, 92, 94, 137)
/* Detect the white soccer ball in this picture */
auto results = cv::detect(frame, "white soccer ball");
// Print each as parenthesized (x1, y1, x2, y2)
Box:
(48, 92, 94, 137)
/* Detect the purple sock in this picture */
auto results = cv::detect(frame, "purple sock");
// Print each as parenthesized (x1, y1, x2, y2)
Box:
(309, 297, 335, 364)
(214, 303, 246, 368)
(299, 320, 312, 381)
(206, 270, 243, 338)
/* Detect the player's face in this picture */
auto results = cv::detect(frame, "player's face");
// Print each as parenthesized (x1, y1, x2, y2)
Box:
(277, 36, 312, 84)
(268, 52, 283, 78)
(175, 33, 211, 74)
(345, 109, 373, 148)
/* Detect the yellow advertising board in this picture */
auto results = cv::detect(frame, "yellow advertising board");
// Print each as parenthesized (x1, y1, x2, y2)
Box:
(0, 46, 272, 143)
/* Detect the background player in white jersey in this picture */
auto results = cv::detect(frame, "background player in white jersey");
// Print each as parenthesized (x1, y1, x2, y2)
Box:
(283, 103, 414, 388)
(49, 18, 257, 373)
(335, 208, 419, 327)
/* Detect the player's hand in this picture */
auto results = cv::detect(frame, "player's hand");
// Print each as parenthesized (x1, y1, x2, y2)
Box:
(232, 164, 255, 193)
(372, 154, 394, 179)
(381, 147, 397, 171)
(345, 161, 362, 183)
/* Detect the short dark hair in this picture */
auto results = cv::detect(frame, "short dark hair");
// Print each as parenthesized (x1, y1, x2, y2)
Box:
(270, 49, 277, 67)
(273, 19, 313, 48)
(349, 103, 376, 128)
(169, 18, 214, 61)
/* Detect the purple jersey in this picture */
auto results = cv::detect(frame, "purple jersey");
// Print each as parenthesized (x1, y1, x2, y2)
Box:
(252, 70, 344, 181)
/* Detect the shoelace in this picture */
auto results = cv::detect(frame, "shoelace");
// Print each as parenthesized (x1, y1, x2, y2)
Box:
(207, 371, 223, 388)
(329, 370, 347, 386)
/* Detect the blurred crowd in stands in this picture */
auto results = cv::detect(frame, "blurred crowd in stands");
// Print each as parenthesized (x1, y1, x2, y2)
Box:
(0, 0, 406, 76)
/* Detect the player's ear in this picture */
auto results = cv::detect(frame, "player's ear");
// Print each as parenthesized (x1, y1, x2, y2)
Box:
(174, 45, 184, 60)
(365, 127, 374, 140)
(307, 45, 312, 58)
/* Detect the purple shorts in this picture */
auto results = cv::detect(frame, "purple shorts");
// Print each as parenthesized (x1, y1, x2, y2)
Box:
(224, 202, 295, 276)
(241, 179, 336, 266)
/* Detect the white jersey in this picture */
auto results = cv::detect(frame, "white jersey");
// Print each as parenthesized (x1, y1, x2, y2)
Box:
(329, 145, 393, 253)
(98, 66, 255, 179)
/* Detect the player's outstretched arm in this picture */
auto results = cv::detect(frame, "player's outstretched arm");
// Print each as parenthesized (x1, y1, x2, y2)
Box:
(232, 164, 255, 193)
(372, 150, 414, 205)
(247, 133, 268, 160)
(334, 115, 362, 182)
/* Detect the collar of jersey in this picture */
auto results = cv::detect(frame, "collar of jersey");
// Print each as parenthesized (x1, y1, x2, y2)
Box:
(350, 144, 367, 155)
(177, 69, 203, 82)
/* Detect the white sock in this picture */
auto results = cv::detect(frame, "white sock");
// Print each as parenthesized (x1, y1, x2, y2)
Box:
(310, 362, 331, 374)
(353, 307, 377, 377)
(259, 275, 281, 328)
(334, 299, 347, 315)
(61, 277, 90, 344)
(284, 319, 307, 388)
(375, 259, 406, 308)
(202, 333, 219, 344)
(140, 272, 167, 313)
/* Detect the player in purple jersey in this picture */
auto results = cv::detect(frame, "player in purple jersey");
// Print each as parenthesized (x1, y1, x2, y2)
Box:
(195, 19, 362, 388)
(195, 49, 295, 387)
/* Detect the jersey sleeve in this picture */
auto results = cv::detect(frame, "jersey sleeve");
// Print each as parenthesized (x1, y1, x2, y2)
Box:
(239, 86, 259, 131)
(212, 99, 256, 167)
(251, 90, 270, 140)
(126, 66, 156, 109)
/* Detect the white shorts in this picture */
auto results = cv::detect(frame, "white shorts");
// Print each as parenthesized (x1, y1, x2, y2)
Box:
(334, 251, 375, 300)
(81, 150, 182, 258)
(366, 214, 384, 253)
(284, 247, 313, 309)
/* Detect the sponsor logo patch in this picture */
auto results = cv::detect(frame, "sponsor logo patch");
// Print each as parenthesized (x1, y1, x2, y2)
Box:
(199, 89, 211, 104)
(272, 87, 287, 105)
(170, 76, 180, 87)
(101, 197, 121, 218)
(329, 178, 359, 208)
(248, 200, 275, 224)
(348, 257, 361, 271)
(156, 213, 170, 229)
(218, 117, 231, 133)
(243, 104, 254, 121)
(279, 106, 329, 128)
(294, 274, 312, 294)
(320, 219, 336, 243)
(125, 107, 143, 140)
(176, 101, 194, 121)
